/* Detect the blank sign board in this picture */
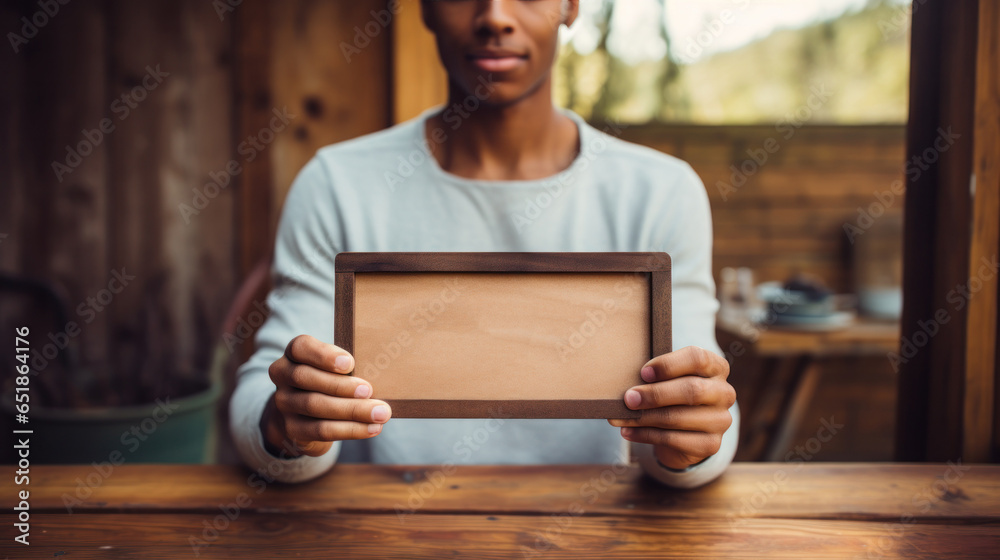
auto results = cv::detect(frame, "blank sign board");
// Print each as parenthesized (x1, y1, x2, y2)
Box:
(334, 253, 671, 418)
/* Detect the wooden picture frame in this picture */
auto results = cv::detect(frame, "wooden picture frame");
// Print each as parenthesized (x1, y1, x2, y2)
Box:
(334, 252, 671, 419)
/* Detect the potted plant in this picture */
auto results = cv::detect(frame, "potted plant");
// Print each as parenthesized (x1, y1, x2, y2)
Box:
(1, 274, 223, 464)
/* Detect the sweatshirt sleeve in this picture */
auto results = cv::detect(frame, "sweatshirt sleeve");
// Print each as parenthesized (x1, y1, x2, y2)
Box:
(632, 161, 739, 488)
(229, 156, 344, 483)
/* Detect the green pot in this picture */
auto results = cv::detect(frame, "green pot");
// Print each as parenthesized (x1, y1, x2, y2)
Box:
(2, 377, 222, 464)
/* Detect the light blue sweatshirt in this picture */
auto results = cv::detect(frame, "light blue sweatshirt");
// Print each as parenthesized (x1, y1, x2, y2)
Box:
(230, 108, 740, 488)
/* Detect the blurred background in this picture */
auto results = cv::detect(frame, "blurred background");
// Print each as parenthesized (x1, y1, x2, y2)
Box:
(1, 0, 914, 464)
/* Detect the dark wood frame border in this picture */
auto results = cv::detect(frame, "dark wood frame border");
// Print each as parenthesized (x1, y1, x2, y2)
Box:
(334, 252, 671, 419)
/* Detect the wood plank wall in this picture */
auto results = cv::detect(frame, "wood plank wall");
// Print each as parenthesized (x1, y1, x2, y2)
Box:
(236, 0, 392, 274)
(1, 0, 236, 404)
(0, 0, 392, 406)
(621, 125, 906, 293)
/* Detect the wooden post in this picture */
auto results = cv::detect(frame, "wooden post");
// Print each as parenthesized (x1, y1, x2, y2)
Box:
(897, 0, 999, 462)
(964, 0, 1000, 462)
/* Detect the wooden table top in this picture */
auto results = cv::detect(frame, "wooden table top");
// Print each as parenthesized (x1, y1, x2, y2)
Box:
(717, 317, 900, 357)
(3, 463, 998, 558)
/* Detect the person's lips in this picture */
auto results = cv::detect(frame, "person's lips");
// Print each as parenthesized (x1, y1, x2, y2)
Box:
(466, 49, 528, 72)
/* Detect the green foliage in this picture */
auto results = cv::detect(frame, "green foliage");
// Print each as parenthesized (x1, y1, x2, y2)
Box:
(556, 1, 910, 124)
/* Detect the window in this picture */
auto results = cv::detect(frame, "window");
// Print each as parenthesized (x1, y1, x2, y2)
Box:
(555, 0, 911, 124)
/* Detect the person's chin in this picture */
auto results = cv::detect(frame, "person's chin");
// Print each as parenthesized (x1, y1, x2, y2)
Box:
(483, 86, 533, 107)
(480, 77, 545, 105)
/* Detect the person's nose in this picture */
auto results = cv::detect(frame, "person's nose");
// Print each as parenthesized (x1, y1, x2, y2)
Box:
(474, 0, 517, 38)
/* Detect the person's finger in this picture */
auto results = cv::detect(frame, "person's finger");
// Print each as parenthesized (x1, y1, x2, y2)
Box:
(623, 376, 736, 410)
(608, 405, 732, 433)
(653, 441, 708, 471)
(274, 389, 392, 424)
(618, 426, 723, 459)
(283, 415, 386, 444)
(284, 334, 354, 374)
(290, 440, 334, 457)
(639, 346, 729, 383)
(269, 361, 374, 398)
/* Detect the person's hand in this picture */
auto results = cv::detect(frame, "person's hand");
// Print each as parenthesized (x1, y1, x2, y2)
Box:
(609, 346, 736, 470)
(261, 334, 391, 458)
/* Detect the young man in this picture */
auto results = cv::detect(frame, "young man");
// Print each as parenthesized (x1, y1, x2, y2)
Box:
(231, 0, 739, 488)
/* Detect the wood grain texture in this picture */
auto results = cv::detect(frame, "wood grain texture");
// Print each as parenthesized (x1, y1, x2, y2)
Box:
(622, 124, 905, 294)
(237, 0, 392, 276)
(2, 0, 236, 407)
(353, 272, 647, 417)
(964, 0, 1000, 462)
(103, 0, 236, 400)
(718, 318, 899, 357)
(650, 269, 672, 358)
(392, 0, 448, 123)
(8, 513, 999, 559)
(269, 0, 392, 216)
(13, 464, 999, 521)
(379, 399, 639, 419)
(234, 0, 275, 278)
(6, 464, 1000, 559)
(720, 319, 900, 461)
(335, 252, 673, 273)
(14, 0, 110, 405)
(337, 253, 667, 418)
(897, 0, 979, 461)
(106, 0, 170, 399)
(334, 272, 355, 356)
